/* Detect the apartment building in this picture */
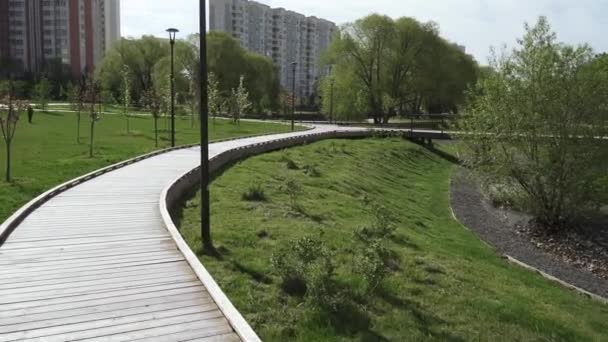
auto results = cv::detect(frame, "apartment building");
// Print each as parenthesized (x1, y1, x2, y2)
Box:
(210, 0, 336, 104)
(0, 0, 121, 77)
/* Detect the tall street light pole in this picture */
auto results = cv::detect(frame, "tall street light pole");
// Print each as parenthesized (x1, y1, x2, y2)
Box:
(199, 1, 213, 253)
(166, 28, 179, 147)
(291, 62, 297, 131)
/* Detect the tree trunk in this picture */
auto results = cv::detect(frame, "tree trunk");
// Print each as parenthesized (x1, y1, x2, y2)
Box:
(5, 140, 11, 182)
(89, 121, 95, 158)
(126, 114, 130, 134)
(77, 112, 81, 144)
(154, 117, 158, 147)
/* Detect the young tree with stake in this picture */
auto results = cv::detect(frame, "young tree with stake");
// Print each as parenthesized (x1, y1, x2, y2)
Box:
(85, 77, 102, 158)
(232, 75, 251, 125)
(121, 66, 132, 134)
(0, 83, 28, 182)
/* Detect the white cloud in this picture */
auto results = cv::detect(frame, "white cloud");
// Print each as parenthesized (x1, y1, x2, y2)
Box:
(120, 0, 608, 63)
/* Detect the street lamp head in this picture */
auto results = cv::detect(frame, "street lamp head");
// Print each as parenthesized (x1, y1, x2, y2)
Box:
(291, 62, 297, 71)
(166, 28, 179, 43)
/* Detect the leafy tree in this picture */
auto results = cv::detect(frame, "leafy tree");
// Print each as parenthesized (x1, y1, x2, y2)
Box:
(67, 81, 85, 143)
(323, 15, 477, 123)
(121, 66, 132, 134)
(460, 17, 608, 230)
(35, 76, 51, 112)
(0, 84, 28, 182)
(231, 75, 251, 125)
(208, 72, 221, 124)
(141, 88, 163, 147)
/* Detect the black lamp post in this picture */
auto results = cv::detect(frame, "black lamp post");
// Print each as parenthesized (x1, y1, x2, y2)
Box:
(166, 28, 179, 147)
(199, 1, 213, 252)
(291, 62, 297, 131)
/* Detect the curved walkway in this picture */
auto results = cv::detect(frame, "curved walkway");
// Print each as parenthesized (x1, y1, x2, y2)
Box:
(2, 125, 433, 342)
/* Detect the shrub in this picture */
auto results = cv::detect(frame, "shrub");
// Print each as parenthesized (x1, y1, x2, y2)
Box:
(242, 184, 267, 202)
(352, 202, 400, 293)
(303, 164, 321, 177)
(282, 178, 302, 209)
(285, 159, 299, 170)
(353, 240, 392, 293)
(271, 236, 334, 300)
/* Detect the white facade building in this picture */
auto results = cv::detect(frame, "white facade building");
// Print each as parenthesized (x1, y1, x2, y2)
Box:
(210, 0, 336, 104)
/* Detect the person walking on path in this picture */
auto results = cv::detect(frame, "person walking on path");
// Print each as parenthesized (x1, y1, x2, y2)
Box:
(27, 106, 34, 124)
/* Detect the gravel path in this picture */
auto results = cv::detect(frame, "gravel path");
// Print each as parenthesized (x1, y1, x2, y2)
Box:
(450, 167, 608, 299)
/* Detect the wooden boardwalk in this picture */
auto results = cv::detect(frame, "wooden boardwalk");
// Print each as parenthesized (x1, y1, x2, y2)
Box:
(0, 125, 446, 341)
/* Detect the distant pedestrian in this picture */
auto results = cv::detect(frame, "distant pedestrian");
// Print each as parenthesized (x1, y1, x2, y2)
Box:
(27, 106, 34, 124)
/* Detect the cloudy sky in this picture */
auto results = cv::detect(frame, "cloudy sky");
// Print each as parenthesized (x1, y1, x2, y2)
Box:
(121, 0, 607, 64)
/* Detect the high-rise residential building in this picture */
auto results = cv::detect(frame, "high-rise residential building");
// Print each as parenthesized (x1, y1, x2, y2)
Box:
(210, 0, 336, 104)
(0, 0, 121, 78)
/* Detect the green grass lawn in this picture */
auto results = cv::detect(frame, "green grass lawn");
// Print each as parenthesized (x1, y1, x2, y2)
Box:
(178, 138, 608, 341)
(0, 111, 296, 223)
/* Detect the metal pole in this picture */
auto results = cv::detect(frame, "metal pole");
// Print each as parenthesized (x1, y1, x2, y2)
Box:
(199, 0, 213, 252)
(170, 40, 175, 147)
(291, 62, 296, 131)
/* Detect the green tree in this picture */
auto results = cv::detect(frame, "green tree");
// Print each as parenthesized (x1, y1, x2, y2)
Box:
(0, 84, 28, 182)
(67, 81, 85, 144)
(35, 76, 51, 112)
(208, 72, 221, 124)
(84, 77, 102, 158)
(141, 88, 163, 147)
(323, 15, 478, 122)
(460, 17, 608, 229)
(231, 75, 251, 125)
(121, 66, 132, 134)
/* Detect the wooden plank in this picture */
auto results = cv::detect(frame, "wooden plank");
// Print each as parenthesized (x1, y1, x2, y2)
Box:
(0, 267, 192, 296)
(8, 228, 168, 241)
(187, 333, 241, 342)
(0, 258, 185, 285)
(0, 253, 183, 276)
(0, 274, 198, 305)
(0, 291, 209, 327)
(0, 260, 187, 287)
(0, 297, 215, 334)
(0, 281, 204, 313)
(0, 308, 223, 342)
(74, 318, 231, 342)
(0, 285, 206, 319)
(100, 319, 233, 342)
(0, 243, 177, 267)
(0, 249, 179, 270)
(0, 261, 190, 290)
(2, 235, 169, 250)
(131, 325, 234, 342)
(0, 239, 174, 258)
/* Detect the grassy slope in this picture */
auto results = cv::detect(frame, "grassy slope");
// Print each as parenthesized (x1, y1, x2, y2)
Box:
(0, 111, 295, 222)
(179, 138, 608, 341)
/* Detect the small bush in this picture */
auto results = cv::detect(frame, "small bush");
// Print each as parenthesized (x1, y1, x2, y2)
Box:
(352, 201, 400, 293)
(354, 240, 392, 293)
(355, 203, 397, 241)
(242, 184, 267, 202)
(282, 178, 302, 209)
(303, 164, 321, 177)
(271, 236, 334, 300)
(285, 159, 299, 170)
